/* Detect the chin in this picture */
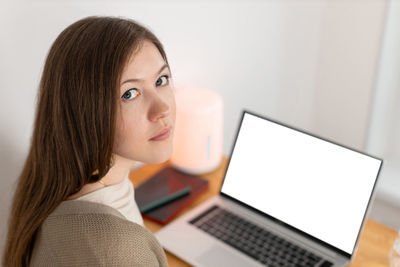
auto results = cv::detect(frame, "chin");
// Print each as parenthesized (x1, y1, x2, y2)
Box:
(145, 139, 174, 164)
(120, 139, 174, 164)
(152, 147, 175, 164)
(147, 151, 172, 164)
(147, 157, 170, 165)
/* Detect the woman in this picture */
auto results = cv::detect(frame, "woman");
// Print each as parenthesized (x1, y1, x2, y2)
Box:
(3, 16, 175, 266)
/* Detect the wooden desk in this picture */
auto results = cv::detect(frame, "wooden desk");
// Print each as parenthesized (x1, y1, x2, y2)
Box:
(129, 156, 397, 267)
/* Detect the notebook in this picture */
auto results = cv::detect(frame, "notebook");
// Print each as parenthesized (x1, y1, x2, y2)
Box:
(155, 109, 382, 267)
(136, 166, 209, 224)
(135, 170, 191, 213)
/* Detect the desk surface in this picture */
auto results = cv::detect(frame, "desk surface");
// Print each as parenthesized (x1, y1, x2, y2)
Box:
(129, 156, 397, 267)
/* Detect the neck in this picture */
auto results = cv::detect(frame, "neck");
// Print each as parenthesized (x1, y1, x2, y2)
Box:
(100, 154, 136, 186)
(67, 154, 136, 200)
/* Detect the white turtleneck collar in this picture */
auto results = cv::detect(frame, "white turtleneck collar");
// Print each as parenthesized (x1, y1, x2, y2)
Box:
(70, 175, 144, 227)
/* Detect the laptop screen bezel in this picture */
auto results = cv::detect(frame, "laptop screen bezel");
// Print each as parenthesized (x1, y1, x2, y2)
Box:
(218, 109, 383, 259)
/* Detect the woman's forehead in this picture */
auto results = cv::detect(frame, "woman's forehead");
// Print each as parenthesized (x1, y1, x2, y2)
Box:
(121, 41, 165, 80)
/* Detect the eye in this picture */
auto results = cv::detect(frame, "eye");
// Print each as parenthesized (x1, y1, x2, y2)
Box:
(155, 75, 169, 87)
(121, 88, 140, 101)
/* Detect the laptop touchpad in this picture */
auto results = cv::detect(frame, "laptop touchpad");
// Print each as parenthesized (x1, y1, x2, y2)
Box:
(195, 244, 257, 267)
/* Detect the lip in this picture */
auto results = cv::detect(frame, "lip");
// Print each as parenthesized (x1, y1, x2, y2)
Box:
(149, 127, 171, 141)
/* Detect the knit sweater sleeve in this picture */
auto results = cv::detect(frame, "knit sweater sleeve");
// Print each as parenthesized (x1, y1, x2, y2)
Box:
(30, 213, 168, 267)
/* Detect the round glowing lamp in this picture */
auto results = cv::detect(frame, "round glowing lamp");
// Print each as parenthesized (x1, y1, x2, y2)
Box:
(170, 87, 223, 175)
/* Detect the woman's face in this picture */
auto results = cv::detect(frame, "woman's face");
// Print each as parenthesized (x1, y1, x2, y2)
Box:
(113, 40, 176, 164)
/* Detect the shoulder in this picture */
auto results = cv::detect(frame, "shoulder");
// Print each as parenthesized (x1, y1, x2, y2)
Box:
(45, 212, 152, 244)
(31, 203, 168, 266)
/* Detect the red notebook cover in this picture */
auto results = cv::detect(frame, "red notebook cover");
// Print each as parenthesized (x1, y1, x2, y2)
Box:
(135, 166, 209, 225)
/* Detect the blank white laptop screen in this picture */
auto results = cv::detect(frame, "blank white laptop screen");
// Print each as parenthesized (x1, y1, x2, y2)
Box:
(221, 112, 382, 255)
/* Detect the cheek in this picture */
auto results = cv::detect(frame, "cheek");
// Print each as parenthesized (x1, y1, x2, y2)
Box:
(114, 113, 148, 154)
(120, 117, 146, 144)
(169, 90, 177, 121)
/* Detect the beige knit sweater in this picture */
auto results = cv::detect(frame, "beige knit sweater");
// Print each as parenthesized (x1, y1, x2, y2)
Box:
(30, 200, 168, 266)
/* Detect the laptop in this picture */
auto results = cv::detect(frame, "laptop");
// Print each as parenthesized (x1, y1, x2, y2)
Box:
(155, 109, 382, 267)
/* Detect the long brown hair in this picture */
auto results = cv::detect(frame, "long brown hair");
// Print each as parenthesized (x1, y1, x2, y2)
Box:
(3, 16, 169, 267)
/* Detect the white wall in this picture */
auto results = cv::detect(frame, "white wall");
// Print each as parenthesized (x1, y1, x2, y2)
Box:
(0, 0, 389, 255)
(366, 0, 400, 209)
(313, 1, 386, 149)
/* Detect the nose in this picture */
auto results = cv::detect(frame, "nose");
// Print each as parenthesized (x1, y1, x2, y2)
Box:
(148, 92, 170, 123)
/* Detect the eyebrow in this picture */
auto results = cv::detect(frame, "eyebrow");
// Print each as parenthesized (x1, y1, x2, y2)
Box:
(120, 63, 169, 86)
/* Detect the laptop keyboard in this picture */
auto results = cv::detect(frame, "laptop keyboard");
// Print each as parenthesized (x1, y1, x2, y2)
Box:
(189, 205, 333, 267)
